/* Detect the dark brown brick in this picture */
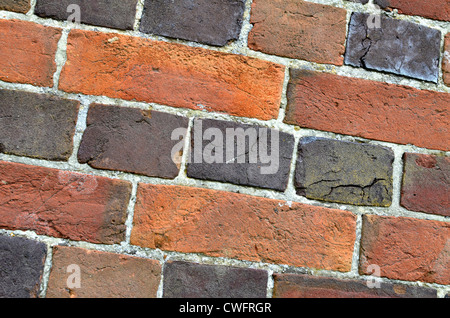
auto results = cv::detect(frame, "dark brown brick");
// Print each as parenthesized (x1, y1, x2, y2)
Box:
(139, 0, 245, 46)
(46, 246, 161, 298)
(163, 261, 268, 298)
(401, 153, 449, 217)
(0, 0, 30, 13)
(35, 0, 138, 30)
(0, 235, 47, 298)
(0, 89, 79, 161)
(345, 12, 441, 82)
(295, 137, 394, 206)
(186, 119, 295, 191)
(273, 273, 437, 298)
(78, 104, 189, 179)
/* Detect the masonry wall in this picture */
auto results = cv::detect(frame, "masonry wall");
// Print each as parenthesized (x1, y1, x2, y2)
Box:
(0, 0, 449, 299)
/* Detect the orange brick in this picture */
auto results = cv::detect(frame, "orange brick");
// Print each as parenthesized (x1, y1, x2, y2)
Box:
(0, 19, 62, 87)
(59, 29, 285, 120)
(130, 184, 357, 272)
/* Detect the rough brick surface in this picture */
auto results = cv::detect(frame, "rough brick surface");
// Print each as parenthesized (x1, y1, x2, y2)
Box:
(375, 0, 450, 22)
(400, 153, 450, 217)
(163, 261, 268, 298)
(0, 236, 47, 298)
(0, 161, 132, 244)
(346, 0, 369, 3)
(0, 0, 30, 13)
(248, 0, 347, 65)
(295, 137, 394, 206)
(35, 0, 138, 30)
(345, 13, 441, 82)
(0, 89, 79, 161)
(186, 119, 295, 191)
(273, 273, 437, 298)
(46, 246, 161, 298)
(140, 0, 245, 46)
(285, 69, 450, 151)
(59, 29, 285, 120)
(0, 19, 61, 87)
(444, 34, 450, 87)
(78, 104, 189, 179)
(360, 215, 450, 285)
(131, 184, 356, 272)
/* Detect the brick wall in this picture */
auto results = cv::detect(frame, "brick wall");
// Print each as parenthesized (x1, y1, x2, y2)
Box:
(0, 0, 448, 299)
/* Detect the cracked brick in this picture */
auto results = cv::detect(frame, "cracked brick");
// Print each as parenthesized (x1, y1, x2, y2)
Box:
(77, 104, 189, 179)
(294, 137, 394, 206)
(345, 12, 441, 82)
(0, 89, 79, 161)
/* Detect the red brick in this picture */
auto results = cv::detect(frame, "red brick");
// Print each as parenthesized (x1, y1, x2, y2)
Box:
(46, 246, 161, 298)
(0, 19, 62, 87)
(0, 161, 132, 244)
(248, 0, 347, 65)
(59, 29, 285, 120)
(131, 184, 357, 272)
(375, 0, 450, 22)
(444, 33, 450, 87)
(285, 70, 450, 151)
(401, 153, 449, 217)
(360, 215, 450, 285)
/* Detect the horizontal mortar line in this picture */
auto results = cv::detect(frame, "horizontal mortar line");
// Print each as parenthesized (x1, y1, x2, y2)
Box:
(0, 10, 449, 94)
(0, 79, 448, 158)
(0, 229, 448, 293)
(0, 153, 448, 223)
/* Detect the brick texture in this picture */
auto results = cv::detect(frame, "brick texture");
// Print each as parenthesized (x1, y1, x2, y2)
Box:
(140, 0, 245, 46)
(295, 137, 394, 206)
(59, 29, 285, 120)
(0, 236, 47, 298)
(248, 0, 347, 65)
(131, 184, 357, 272)
(35, 0, 138, 30)
(0, 161, 132, 244)
(0, 0, 30, 13)
(77, 104, 189, 179)
(345, 13, 441, 83)
(444, 33, 450, 87)
(46, 246, 161, 298)
(400, 153, 449, 217)
(186, 119, 295, 191)
(285, 69, 450, 151)
(0, 19, 62, 87)
(360, 215, 450, 285)
(0, 89, 79, 161)
(375, 0, 450, 22)
(163, 261, 268, 298)
(273, 273, 437, 298)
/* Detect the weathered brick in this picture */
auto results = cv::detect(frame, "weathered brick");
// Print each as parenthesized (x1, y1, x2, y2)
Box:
(400, 153, 449, 217)
(35, 0, 138, 30)
(78, 104, 189, 179)
(163, 261, 268, 298)
(273, 273, 437, 298)
(345, 13, 441, 82)
(46, 246, 161, 298)
(0, 19, 62, 87)
(375, 0, 450, 22)
(360, 215, 450, 285)
(284, 69, 450, 151)
(346, 0, 369, 3)
(0, 161, 132, 244)
(0, 89, 79, 161)
(186, 119, 295, 191)
(131, 184, 357, 272)
(0, 235, 47, 298)
(248, 0, 347, 65)
(295, 137, 394, 206)
(59, 29, 285, 121)
(444, 33, 450, 87)
(0, 0, 30, 13)
(140, 0, 245, 46)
